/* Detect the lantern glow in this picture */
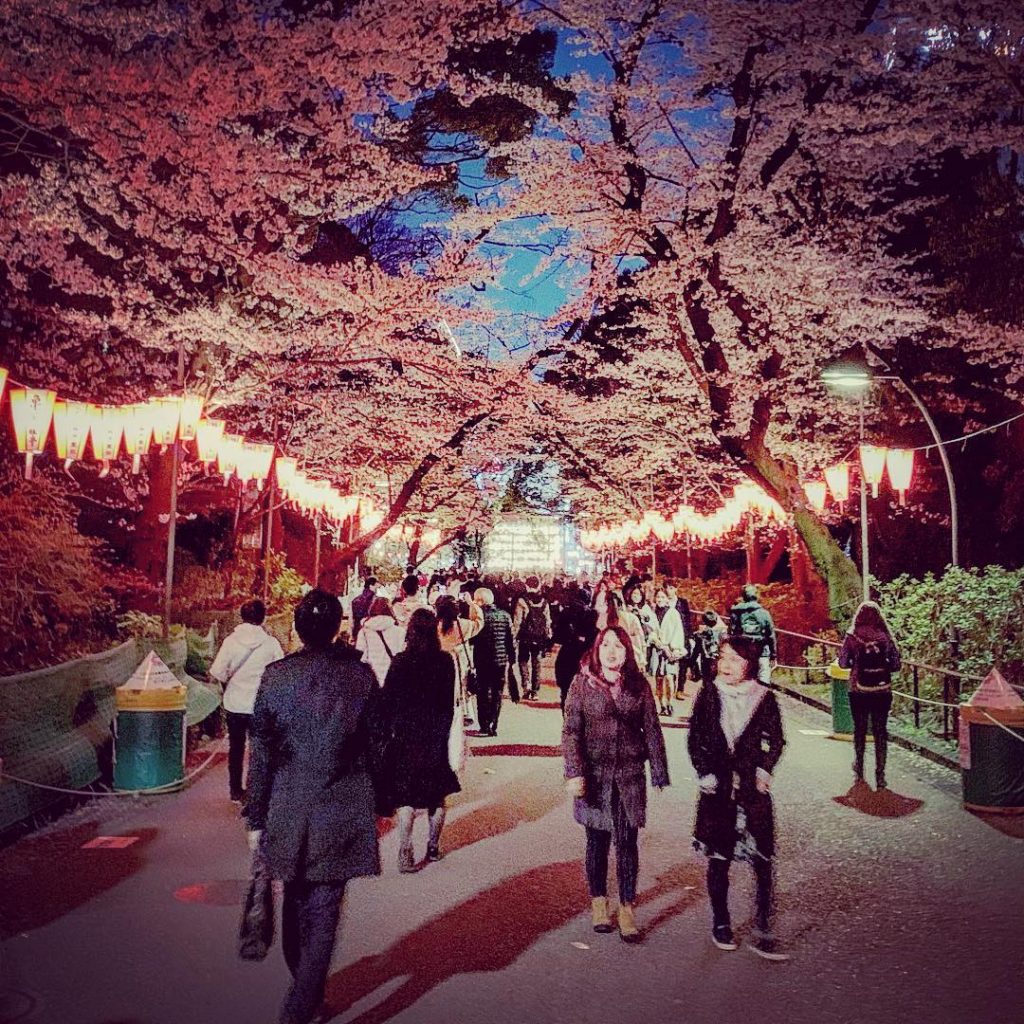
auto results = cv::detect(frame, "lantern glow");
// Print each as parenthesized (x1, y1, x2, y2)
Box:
(824, 462, 850, 503)
(122, 404, 154, 474)
(178, 395, 205, 442)
(886, 448, 915, 505)
(217, 433, 244, 482)
(89, 405, 125, 476)
(859, 445, 888, 499)
(53, 400, 96, 467)
(195, 418, 226, 464)
(10, 388, 57, 479)
(804, 480, 827, 511)
(149, 397, 181, 449)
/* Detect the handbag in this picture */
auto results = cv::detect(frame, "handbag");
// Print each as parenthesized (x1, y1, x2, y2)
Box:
(447, 703, 467, 774)
(238, 847, 275, 961)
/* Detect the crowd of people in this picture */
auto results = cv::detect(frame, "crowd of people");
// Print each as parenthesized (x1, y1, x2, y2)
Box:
(213, 568, 902, 1024)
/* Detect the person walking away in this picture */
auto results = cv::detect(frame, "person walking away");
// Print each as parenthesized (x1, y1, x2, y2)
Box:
(436, 595, 484, 725)
(244, 590, 383, 1024)
(380, 609, 460, 870)
(553, 583, 599, 712)
(563, 625, 669, 943)
(514, 576, 553, 699)
(728, 584, 777, 684)
(694, 609, 728, 687)
(355, 597, 406, 686)
(687, 637, 787, 960)
(647, 588, 687, 716)
(838, 601, 901, 789)
(209, 599, 284, 804)
(350, 577, 378, 640)
(472, 588, 515, 736)
(393, 574, 429, 628)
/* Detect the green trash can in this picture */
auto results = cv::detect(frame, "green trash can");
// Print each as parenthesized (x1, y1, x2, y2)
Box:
(827, 661, 854, 739)
(114, 653, 187, 791)
(961, 704, 1024, 815)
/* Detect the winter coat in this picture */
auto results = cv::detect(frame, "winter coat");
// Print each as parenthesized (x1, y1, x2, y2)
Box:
(728, 600, 777, 658)
(838, 627, 901, 691)
(553, 602, 599, 692)
(474, 605, 516, 675)
(513, 591, 553, 646)
(687, 681, 785, 859)
(379, 650, 460, 810)
(562, 671, 670, 830)
(350, 587, 376, 638)
(245, 646, 382, 883)
(210, 623, 284, 715)
(617, 607, 649, 669)
(393, 593, 429, 628)
(355, 615, 406, 686)
(649, 606, 687, 679)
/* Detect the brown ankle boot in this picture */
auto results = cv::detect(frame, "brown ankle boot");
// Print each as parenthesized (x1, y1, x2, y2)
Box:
(618, 902, 640, 943)
(591, 896, 613, 933)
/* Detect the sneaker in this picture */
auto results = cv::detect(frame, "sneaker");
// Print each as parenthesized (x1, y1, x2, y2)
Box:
(712, 925, 737, 951)
(750, 934, 789, 961)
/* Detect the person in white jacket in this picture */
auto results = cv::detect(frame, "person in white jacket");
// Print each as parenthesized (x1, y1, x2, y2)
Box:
(355, 597, 407, 685)
(648, 587, 687, 717)
(209, 599, 284, 802)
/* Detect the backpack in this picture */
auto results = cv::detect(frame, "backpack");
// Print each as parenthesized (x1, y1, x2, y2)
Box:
(857, 638, 891, 688)
(520, 596, 550, 644)
(737, 607, 767, 643)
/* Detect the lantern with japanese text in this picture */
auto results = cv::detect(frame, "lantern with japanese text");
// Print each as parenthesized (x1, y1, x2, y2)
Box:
(89, 406, 125, 476)
(122, 404, 153, 474)
(859, 445, 888, 499)
(10, 388, 56, 479)
(177, 395, 204, 442)
(824, 462, 850, 504)
(217, 434, 244, 482)
(195, 418, 225, 466)
(886, 448, 915, 506)
(803, 480, 827, 512)
(149, 397, 181, 450)
(53, 400, 96, 468)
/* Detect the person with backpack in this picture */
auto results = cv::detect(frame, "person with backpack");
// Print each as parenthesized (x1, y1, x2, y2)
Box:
(838, 601, 902, 789)
(694, 609, 728, 687)
(349, 577, 379, 640)
(355, 597, 406, 686)
(209, 599, 284, 804)
(472, 588, 516, 736)
(513, 576, 552, 699)
(728, 584, 777, 684)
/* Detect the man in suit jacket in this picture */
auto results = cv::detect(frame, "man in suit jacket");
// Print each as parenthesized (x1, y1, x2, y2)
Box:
(245, 589, 382, 1024)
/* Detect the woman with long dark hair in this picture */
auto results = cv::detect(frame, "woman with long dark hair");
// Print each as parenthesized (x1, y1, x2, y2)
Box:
(838, 601, 901, 789)
(562, 625, 670, 943)
(380, 608, 460, 871)
(688, 636, 786, 959)
(435, 593, 483, 724)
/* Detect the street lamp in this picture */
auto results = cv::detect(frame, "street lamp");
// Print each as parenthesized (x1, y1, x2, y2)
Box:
(821, 356, 959, 597)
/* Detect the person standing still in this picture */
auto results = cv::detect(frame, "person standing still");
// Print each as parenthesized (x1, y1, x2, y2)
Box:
(244, 590, 383, 1024)
(209, 599, 284, 804)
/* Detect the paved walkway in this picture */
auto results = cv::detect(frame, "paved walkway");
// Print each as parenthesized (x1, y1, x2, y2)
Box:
(1, 681, 1021, 1024)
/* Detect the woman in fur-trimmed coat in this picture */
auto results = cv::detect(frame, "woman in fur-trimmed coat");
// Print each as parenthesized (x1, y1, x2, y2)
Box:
(687, 635, 786, 960)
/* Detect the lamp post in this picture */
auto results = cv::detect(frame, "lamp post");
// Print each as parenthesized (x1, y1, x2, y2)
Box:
(822, 359, 959, 576)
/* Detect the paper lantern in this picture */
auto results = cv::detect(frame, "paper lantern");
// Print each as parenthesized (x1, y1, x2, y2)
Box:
(177, 395, 204, 442)
(238, 442, 275, 489)
(195, 418, 225, 465)
(149, 397, 181, 449)
(824, 462, 850, 503)
(803, 480, 827, 512)
(651, 514, 675, 543)
(89, 405, 125, 475)
(886, 448, 914, 506)
(0, 367, 8, 404)
(53, 400, 96, 467)
(274, 456, 298, 492)
(10, 388, 56, 479)
(859, 445, 888, 499)
(217, 433, 244, 482)
(122, 404, 153, 474)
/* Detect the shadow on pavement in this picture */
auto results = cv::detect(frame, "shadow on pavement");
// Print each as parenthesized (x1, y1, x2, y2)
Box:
(322, 860, 585, 1024)
(0, 823, 158, 938)
(969, 811, 1024, 839)
(469, 744, 562, 758)
(442, 772, 565, 856)
(832, 783, 924, 818)
(636, 860, 707, 934)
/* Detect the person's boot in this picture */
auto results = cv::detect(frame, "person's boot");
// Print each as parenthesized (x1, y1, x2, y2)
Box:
(398, 845, 415, 873)
(852, 757, 865, 783)
(617, 902, 641, 943)
(591, 897, 613, 933)
(875, 769, 888, 790)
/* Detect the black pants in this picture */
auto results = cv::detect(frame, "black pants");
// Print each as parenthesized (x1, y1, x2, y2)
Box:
(280, 879, 346, 1024)
(707, 855, 774, 934)
(849, 689, 892, 777)
(518, 642, 543, 694)
(476, 666, 505, 734)
(225, 711, 251, 798)
(585, 823, 639, 904)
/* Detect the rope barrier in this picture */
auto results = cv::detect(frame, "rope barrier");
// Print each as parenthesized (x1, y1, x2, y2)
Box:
(0, 738, 227, 798)
(911, 410, 1024, 452)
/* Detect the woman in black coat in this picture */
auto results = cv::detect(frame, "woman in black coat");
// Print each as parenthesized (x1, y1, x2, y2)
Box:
(687, 636, 786, 960)
(563, 625, 669, 943)
(380, 608, 460, 872)
(553, 583, 599, 712)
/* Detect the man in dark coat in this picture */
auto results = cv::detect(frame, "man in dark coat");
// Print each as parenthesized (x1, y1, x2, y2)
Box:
(349, 576, 378, 639)
(245, 589, 382, 1024)
(472, 588, 516, 736)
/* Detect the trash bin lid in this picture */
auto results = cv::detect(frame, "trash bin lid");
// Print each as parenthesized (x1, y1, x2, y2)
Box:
(966, 668, 1024, 711)
(826, 660, 851, 681)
